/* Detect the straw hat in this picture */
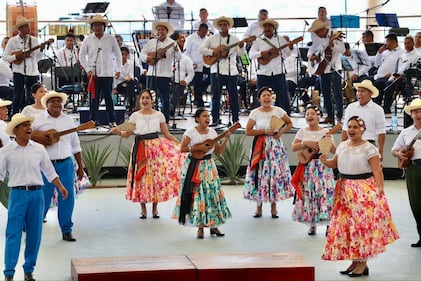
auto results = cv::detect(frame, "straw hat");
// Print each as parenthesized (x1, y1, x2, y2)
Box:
(353, 79, 379, 98)
(40, 91, 68, 109)
(5, 113, 35, 136)
(14, 16, 33, 30)
(259, 18, 279, 30)
(0, 99, 12, 107)
(88, 15, 109, 25)
(152, 21, 174, 36)
(308, 20, 326, 33)
(404, 98, 421, 115)
(213, 16, 234, 28)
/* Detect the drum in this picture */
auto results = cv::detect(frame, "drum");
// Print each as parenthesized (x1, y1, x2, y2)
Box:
(73, 24, 89, 35)
(49, 24, 68, 36)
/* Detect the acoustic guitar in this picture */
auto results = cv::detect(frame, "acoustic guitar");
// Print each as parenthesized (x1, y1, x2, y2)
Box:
(12, 38, 54, 65)
(257, 36, 303, 65)
(297, 124, 342, 164)
(203, 36, 256, 65)
(146, 42, 175, 66)
(398, 133, 421, 168)
(309, 31, 345, 76)
(31, 121, 95, 146)
(191, 122, 241, 159)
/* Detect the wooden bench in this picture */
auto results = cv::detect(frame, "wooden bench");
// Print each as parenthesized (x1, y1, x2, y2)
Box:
(71, 252, 314, 281)
(71, 255, 196, 281)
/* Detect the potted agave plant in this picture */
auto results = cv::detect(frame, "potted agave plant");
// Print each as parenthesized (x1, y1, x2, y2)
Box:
(81, 143, 113, 186)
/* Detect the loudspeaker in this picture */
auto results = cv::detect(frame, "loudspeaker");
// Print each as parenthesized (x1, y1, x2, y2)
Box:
(78, 106, 125, 125)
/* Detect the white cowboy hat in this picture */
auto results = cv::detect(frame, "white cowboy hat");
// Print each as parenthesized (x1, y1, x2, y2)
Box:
(308, 20, 326, 33)
(88, 14, 109, 25)
(259, 18, 279, 30)
(404, 98, 421, 115)
(152, 21, 174, 36)
(353, 79, 379, 98)
(40, 91, 68, 109)
(213, 16, 234, 28)
(14, 16, 34, 30)
(6, 113, 35, 136)
(0, 99, 12, 107)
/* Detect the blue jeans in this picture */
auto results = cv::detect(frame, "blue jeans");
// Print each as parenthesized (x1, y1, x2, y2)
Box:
(42, 158, 75, 234)
(210, 73, 239, 124)
(90, 77, 115, 123)
(146, 76, 171, 123)
(257, 74, 290, 115)
(4, 189, 44, 277)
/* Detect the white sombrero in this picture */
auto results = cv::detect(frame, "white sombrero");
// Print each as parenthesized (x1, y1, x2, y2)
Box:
(213, 16, 234, 28)
(152, 22, 174, 36)
(0, 99, 12, 107)
(14, 16, 33, 30)
(353, 79, 379, 98)
(88, 15, 109, 25)
(404, 98, 421, 115)
(40, 91, 68, 109)
(5, 113, 35, 136)
(259, 18, 279, 30)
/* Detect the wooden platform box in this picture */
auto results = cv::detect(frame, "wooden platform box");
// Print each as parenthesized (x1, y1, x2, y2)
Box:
(189, 252, 314, 281)
(78, 106, 125, 125)
(71, 255, 197, 281)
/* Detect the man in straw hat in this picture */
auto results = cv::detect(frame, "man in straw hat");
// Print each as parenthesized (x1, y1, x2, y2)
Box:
(79, 14, 122, 127)
(0, 113, 68, 281)
(200, 16, 245, 126)
(392, 98, 421, 248)
(31, 91, 84, 242)
(249, 18, 294, 115)
(342, 80, 386, 159)
(0, 98, 12, 147)
(140, 21, 181, 123)
(307, 19, 345, 124)
(2, 16, 47, 115)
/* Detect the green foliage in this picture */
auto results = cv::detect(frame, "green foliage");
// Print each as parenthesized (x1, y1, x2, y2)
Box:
(0, 176, 10, 209)
(81, 143, 113, 186)
(118, 144, 132, 171)
(215, 134, 248, 185)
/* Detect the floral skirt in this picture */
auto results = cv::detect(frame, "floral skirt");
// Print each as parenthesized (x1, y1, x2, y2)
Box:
(243, 136, 294, 202)
(292, 159, 335, 225)
(126, 138, 186, 203)
(172, 156, 232, 227)
(322, 177, 399, 261)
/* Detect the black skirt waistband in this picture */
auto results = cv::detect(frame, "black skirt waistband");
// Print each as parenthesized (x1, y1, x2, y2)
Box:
(135, 132, 159, 141)
(189, 154, 212, 161)
(340, 172, 373, 179)
(12, 185, 42, 191)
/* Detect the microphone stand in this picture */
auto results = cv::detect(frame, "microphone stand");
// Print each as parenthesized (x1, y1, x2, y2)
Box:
(301, 20, 309, 47)
(171, 46, 178, 129)
(190, 11, 194, 34)
(151, 37, 160, 109)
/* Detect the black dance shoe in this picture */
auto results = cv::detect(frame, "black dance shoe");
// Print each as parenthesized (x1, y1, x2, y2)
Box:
(349, 267, 369, 277)
(210, 228, 225, 237)
(411, 240, 421, 247)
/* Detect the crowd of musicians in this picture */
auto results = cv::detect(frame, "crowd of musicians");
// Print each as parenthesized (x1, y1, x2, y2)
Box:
(1, 2, 421, 281)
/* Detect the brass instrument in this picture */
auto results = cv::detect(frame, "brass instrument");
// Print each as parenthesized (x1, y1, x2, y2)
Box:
(343, 70, 356, 103)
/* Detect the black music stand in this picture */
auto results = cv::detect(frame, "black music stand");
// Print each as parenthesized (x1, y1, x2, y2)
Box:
(233, 18, 248, 28)
(351, 49, 369, 66)
(375, 13, 399, 28)
(56, 64, 82, 110)
(364, 43, 383, 56)
(331, 15, 360, 29)
(152, 6, 183, 29)
(341, 56, 354, 72)
(83, 2, 109, 14)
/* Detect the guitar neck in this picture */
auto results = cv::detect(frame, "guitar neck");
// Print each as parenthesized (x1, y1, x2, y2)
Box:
(56, 127, 78, 137)
(159, 42, 175, 54)
(406, 134, 420, 151)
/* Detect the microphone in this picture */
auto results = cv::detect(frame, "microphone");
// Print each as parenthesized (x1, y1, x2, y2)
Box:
(304, 20, 310, 26)
(132, 32, 136, 37)
(46, 42, 50, 50)
(166, 6, 172, 15)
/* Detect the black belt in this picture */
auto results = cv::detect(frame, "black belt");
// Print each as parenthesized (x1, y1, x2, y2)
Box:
(411, 159, 421, 165)
(12, 185, 42, 191)
(340, 172, 373, 179)
(51, 157, 71, 164)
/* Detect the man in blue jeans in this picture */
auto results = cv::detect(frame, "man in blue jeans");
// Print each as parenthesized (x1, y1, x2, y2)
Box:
(0, 113, 68, 281)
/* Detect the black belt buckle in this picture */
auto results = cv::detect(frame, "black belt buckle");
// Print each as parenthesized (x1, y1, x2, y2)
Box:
(51, 157, 70, 164)
(13, 185, 41, 191)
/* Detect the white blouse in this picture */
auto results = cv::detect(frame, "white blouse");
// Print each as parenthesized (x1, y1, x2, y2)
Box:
(293, 127, 330, 142)
(336, 140, 379, 175)
(184, 127, 217, 155)
(249, 106, 286, 130)
(128, 110, 165, 135)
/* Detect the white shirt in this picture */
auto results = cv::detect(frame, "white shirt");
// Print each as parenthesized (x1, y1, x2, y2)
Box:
(140, 37, 181, 78)
(243, 20, 263, 39)
(336, 140, 379, 175)
(0, 120, 11, 147)
(79, 33, 122, 77)
(184, 126, 217, 155)
(342, 100, 386, 141)
(21, 106, 45, 117)
(0, 59, 12, 86)
(173, 54, 195, 85)
(157, 1, 185, 30)
(128, 110, 165, 135)
(392, 125, 421, 160)
(394, 49, 420, 77)
(114, 59, 134, 88)
(200, 33, 244, 75)
(193, 20, 216, 34)
(0, 140, 58, 186)
(2, 34, 43, 76)
(374, 47, 404, 80)
(285, 47, 300, 83)
(249, 35, 293, 76)
(57, 46, 79, 67)
(184, 32, 208, 72)
(248, 106, 286, 130)
(31, 111, 82, 160)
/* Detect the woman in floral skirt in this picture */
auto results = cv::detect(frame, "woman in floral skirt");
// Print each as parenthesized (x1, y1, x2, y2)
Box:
(320, 116, 399, 277)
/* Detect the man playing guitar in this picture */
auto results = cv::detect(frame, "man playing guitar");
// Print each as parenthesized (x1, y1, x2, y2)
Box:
(249, 18, 298, 116)
(2, 16, 48, 115)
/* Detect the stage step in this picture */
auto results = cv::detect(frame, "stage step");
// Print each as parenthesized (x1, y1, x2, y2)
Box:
(71, 252, 314, 281)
